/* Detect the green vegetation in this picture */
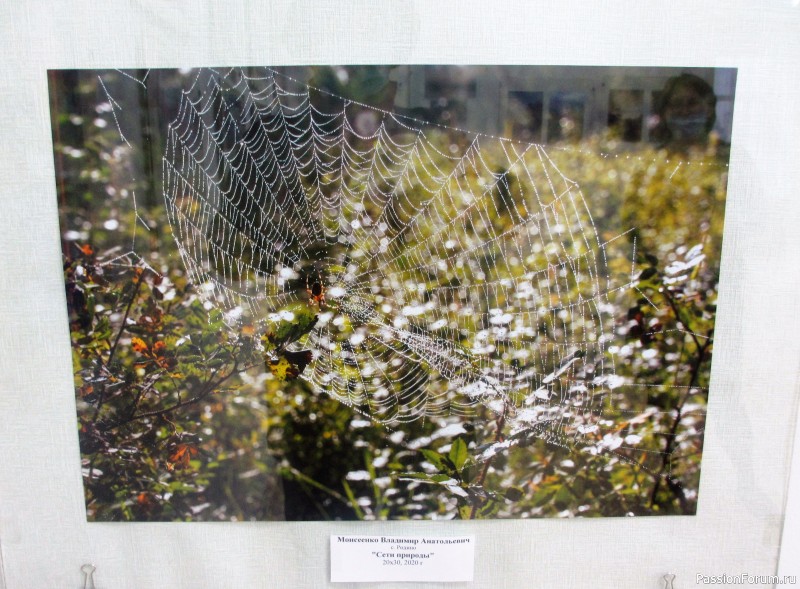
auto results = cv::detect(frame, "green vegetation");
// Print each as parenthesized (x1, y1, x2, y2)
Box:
(51, 69, 727, 521)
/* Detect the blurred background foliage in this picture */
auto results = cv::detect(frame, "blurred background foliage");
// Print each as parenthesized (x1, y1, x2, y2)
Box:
(50, 67, 728, 521)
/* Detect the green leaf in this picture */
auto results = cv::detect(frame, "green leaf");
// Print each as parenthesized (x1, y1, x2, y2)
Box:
(419, 448, 448, 472)
(448, 438, 468, 472)
(262, 303, 319, 351)
(342, 480, 365, 520)
(430, 473, 453, 483)
(638, 267, 658, 281)
(400, 472, 436, 481)
(554, 485, 572, 505)
(477, 497, 501, 519)
(504, 487, 524, 502)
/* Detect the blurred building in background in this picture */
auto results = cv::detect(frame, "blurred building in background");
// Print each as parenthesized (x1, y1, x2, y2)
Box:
(389, 66, 736, 145)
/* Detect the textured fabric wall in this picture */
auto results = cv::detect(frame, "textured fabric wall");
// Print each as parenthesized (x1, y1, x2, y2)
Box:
(0, 2, 798, 587)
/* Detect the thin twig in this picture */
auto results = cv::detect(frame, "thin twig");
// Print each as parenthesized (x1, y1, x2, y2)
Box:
(661, 286, 703, 351)
(104, 357, 240, 430)
(469, 401, 508, 519)
(650, 332, 712, 509)
(90, 274, 143, 424)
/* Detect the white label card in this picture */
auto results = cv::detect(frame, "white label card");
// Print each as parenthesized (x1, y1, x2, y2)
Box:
(330, 535, 475, 583)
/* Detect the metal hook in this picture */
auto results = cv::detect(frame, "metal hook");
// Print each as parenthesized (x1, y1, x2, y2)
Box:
(81, 563, 96, 589)
(663, 573, 676, 589)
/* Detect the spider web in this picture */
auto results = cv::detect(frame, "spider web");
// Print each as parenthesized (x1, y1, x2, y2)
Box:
(160, 67, 634, 447)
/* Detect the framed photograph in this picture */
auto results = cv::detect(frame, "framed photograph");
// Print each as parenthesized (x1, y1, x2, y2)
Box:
(50, 65, 733, 523)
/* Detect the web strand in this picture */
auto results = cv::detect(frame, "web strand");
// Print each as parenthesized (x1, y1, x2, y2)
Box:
(159, 67, 688, 448)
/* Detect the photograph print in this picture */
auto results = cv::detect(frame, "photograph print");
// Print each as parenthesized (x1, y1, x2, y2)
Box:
(49, 65, 735, 521)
